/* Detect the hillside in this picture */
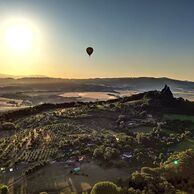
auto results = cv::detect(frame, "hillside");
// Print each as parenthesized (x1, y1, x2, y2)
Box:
(1, 86, 194, 193)
(1, 77, 194, 109)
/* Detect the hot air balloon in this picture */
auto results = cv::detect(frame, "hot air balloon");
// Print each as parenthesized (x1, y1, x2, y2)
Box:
(86, 47, 94, 56)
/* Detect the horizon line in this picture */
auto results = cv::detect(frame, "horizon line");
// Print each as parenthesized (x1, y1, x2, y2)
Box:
(0, 75, 193, 83)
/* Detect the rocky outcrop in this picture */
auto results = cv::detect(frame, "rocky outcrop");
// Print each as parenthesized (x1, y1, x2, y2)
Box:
(161, 84, 173, 99)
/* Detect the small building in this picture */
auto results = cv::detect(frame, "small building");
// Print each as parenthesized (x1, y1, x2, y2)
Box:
(122, 153, 132, 160)
(87, 143, 95, 147)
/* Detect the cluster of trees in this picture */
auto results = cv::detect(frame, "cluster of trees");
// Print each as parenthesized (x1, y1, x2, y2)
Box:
(93, 146, 120, 161)
(162, 149, 194, 192)
(89, 126, 179, 166)
(128, 170, 178, 193)
(126, 149, 194, 194)
(0, 115, 190, 171)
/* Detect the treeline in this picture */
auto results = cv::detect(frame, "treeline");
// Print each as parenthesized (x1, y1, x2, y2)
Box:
(0, 102, 82, 121)
(0, 92, 145, 121)
(23, 161, 48, 176)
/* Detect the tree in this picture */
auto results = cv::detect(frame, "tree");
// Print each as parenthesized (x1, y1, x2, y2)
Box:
(91, 181, 123, 194)
(0, 185, 8, 194)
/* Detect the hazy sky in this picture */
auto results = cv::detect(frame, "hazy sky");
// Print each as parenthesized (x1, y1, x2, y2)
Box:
(0, 0, 194, 80)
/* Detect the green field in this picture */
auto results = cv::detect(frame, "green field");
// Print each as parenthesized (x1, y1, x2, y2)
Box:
(164, 114, 194, 122)
(172, 139, 194, 152)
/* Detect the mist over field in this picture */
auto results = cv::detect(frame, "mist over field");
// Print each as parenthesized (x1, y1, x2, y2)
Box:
(1, 76, 194, 112)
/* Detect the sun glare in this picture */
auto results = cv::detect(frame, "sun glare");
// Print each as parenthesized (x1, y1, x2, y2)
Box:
(5, 24, 33, 52)
(0, 17, 45, 75)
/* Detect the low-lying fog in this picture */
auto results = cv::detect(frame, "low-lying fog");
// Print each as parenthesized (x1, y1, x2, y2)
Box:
(1, 89, 194, 112)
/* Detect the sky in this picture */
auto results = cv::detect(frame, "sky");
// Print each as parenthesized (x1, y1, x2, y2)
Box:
(0, 0, 194, 80)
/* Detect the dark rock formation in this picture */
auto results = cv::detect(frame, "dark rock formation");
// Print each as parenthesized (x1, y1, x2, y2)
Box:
(161, 84, 173, 99)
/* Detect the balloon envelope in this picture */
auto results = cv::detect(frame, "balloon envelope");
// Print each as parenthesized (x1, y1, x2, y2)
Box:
(86, 47, 94, 56)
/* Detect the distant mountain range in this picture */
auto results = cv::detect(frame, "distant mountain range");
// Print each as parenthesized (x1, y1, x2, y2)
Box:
(0, 74, 18, 78)
(0, 74, 46, 79)
(1, 75, 194, 96)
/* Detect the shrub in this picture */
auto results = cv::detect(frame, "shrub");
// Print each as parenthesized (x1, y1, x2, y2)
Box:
(91, 181, 122, 194)
(0, 122, 16, 131)
(0, 185, 9, 194)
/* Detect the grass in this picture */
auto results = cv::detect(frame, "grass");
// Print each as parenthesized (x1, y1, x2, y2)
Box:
(5, 162, 131, 194)
(131, 126, 152, 133)
(164, 114, 194, 122)
(171, 139, 194, 152)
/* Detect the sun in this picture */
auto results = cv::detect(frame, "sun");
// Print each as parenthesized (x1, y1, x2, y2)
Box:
(5, 24, 33, 52)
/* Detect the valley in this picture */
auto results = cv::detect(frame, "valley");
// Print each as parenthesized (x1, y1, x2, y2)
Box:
(1, 85, 194, 193)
